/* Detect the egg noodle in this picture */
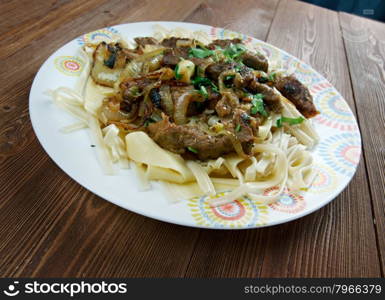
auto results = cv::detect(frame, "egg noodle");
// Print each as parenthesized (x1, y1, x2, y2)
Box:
(48, 25, 319, 206)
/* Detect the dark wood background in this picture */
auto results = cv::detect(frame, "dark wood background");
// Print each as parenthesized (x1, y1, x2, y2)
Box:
(0, 0, 384, 277)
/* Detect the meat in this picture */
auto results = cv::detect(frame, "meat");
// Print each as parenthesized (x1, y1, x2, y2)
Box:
(161, 37, 193, 48)
(205, 62, 236, 81)
(248, 81, 282, 113)
(162, 48, 190, 67)
(207, 38, 242, 49)
(241, 52, 269, 72)
(147, 118, 233, 160)
(232, 109, 254, 154)
(274, 75, 319, 118)
(134, 37, 158, 47)
(206, 87, 221, 110)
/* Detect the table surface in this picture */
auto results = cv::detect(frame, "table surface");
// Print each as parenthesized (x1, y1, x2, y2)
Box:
(1, 0, 384, 278)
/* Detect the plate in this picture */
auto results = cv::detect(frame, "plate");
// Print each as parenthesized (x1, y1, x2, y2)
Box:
(29, 21, 361, 229)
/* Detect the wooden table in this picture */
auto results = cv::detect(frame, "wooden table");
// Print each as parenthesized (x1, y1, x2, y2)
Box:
(1, 0, 384, 278)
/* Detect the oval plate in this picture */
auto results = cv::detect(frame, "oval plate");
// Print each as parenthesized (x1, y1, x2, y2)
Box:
(29, 21, 361, 229)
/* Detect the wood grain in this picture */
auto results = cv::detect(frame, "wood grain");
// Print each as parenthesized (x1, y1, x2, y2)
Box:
(0, 0, 203, 278)
(185, 0, 279, 41)
(0, 0, 383, 278)
(340, 12, 385, 274)
(185, 0, 381, 278)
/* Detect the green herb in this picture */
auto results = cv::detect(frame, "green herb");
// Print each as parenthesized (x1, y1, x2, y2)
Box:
(187, 146, 198, 154)
(276, 116, 305, 128)
(192, 76, 218, 92)
(251, 94, 268, 117)
(235, 124, 241, 132)
(199, 85, 208, 98)
(268, 72, 276, 81)
(174, 64, 181, 80)
(223, 43, 247, 61)
(224, 74, 235, 88)
(188, 47, 214, 58)
(259, 75, 269, 83)
(234, 63, 244, 72)
(224, 75, 235, 81)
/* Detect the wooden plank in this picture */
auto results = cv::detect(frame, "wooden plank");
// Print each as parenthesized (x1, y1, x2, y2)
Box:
(0, 0, 203, 277)
(185, 0, 381, 277)
(340, 12, 385, 273)
(185, 0, 279, 41)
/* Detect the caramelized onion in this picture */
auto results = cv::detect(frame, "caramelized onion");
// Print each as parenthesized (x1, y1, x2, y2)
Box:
(218, 70, 237, 92)
(174, 91, 205, 125)
(102, 103, 138, 122)
(159, 85, 173, 116)
(223, 130, 249, 159)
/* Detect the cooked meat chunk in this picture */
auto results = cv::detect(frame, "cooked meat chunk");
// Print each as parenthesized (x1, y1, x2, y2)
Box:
(249, 81, 282, 113)
(274, 75, 319, 118)
(162, 48, 190, 67)
(207, 38, 242, 49)
(161, 37, 193, 48)
(134, 37, 158, 47)
(206, 87, 221, 110)
(205, 62, 236, 81)
(232, 109, 254, 154)
(147, 118, 233, 160)
(241, 52, 268, 72)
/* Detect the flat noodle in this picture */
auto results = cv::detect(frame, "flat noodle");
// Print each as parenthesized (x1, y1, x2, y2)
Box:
(186, 161, 216, 196)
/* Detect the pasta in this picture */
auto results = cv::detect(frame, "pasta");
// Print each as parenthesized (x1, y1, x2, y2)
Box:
(49, 25, 320, 207)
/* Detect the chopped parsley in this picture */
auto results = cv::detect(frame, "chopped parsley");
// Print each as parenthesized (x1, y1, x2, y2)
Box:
(199, 85, 208, 98)
(187, 146, 198, 154)
(235, 124, 241, 132)
(188, 47, 214, 58)
(174, 64, 182, 80)
(223, 43, 247, 61)
(276, 116, 305, 128)
(268, 72, 276, 81)
(250, 94, 268, 117)
(224, 74, 235, 88)
(192, 76, 218, 92)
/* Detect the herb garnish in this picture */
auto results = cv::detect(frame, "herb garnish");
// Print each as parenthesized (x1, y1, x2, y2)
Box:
(188, 47, 214, 58)
(276, 116, 305, 128)
(174, 64, 181, 80)
(199, 85, 208, 98)
(192, 76, 219, 92)
(250, 94, 268, 117)
(187, 146, 198, 154)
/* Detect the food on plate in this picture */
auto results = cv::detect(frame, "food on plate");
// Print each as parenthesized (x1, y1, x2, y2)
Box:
(49, 26, 319, 206)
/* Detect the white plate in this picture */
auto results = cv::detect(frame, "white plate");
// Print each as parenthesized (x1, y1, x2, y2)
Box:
(29, 21, 361, 229)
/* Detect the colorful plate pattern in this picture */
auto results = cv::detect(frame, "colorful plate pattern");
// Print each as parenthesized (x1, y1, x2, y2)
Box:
(29, 22, 361, 229)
